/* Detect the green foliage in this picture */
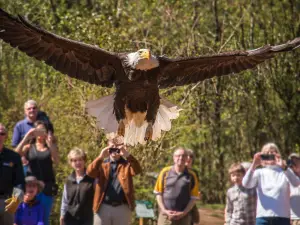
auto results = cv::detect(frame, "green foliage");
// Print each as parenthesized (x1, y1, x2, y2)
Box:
(0, 0, 300, 224)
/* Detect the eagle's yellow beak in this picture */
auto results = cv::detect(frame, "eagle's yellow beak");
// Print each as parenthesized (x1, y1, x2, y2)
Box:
(140, 50, 150, 60)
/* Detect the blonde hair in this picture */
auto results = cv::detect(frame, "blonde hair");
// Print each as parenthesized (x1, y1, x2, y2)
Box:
(67, 147, 87, 164)
(261, 143, 280, 155)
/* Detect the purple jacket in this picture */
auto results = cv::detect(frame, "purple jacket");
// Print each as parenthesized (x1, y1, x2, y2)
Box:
(14, 199, 44, 225)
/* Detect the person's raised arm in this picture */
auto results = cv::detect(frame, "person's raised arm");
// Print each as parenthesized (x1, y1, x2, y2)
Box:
(86, 146, 110, 178)
(15, 128, 35, 155)
(242, 152, 261, 188)
(47, 133, 59, 165)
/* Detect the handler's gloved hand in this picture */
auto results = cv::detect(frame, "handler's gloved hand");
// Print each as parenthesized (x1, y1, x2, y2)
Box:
(5, 196, 21, 214)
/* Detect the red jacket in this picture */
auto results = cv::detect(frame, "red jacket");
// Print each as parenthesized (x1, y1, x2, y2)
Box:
(86, 155, 142, 212)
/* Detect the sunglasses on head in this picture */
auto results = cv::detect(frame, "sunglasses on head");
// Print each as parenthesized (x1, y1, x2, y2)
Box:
(109, 148, 120, 154)
(0, 132, 6, 136)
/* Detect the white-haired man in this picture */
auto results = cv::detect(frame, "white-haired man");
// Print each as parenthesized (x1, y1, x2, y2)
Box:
(12, 100, 54, 147)
(154, 147, 200, 225)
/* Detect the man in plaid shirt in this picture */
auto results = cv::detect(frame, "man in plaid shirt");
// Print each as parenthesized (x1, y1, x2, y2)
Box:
(225, 163, 256, 225)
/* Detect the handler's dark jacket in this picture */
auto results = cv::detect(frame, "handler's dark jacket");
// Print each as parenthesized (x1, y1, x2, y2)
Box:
(0, 147, 25, 197)
(65, 171, 94, 222)
(86, 154, 142, 212)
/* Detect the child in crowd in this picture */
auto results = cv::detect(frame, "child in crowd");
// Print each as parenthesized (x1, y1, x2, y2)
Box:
(14, 176, 45, 225)
(225, 163, 256, 225)
(242, 143, 300, 225)
(289, 153, 300, 225)
(60, 148, 94, 225)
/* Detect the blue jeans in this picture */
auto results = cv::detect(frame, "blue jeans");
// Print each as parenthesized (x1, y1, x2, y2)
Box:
(37, 192, 54, 225)
(256, 217, 290, 225)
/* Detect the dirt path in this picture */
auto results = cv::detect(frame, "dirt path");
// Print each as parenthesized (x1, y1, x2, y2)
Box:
(199, 208, 224, 225)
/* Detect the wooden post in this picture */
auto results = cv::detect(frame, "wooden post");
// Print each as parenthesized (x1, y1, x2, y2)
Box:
(139, 217, 143, 225)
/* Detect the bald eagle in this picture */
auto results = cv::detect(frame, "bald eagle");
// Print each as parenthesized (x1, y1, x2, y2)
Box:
(1, 8, 299, 145)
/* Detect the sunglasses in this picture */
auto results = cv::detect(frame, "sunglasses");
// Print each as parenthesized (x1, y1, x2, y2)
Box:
(109, 148, 120, 154)
(0, 132, 6, 136)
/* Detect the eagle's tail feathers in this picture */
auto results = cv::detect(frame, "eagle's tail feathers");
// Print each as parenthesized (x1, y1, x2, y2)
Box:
(86, 95, 181, 146)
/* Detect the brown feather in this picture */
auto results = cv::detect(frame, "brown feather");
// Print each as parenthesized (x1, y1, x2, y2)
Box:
(158, 38, 300, 88)
(0, 8, 126, 87)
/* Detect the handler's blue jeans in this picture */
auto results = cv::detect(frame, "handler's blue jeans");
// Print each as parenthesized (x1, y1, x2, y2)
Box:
(256, 217, 290, 225)
(37, 192, 54, 225)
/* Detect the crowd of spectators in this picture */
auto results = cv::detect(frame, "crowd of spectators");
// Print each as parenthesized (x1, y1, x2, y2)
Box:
(0, 99, 299, 225)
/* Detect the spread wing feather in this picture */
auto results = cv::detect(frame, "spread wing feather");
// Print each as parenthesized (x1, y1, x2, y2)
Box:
(0, 8, 126, 87)
(158, 38, 300, 88)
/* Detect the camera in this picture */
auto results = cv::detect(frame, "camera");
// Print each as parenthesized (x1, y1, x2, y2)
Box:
(260, 154, 275, 161)
(109, 148, 120, 154)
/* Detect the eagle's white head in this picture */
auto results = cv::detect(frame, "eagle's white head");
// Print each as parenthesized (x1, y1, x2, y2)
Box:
(126, 49, 159, 71)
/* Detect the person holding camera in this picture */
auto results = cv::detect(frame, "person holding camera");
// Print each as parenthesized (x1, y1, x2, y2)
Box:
(242, 143, 300, 225)
(15, 120, 59, 225)
(288, 153, 300, 225)
(86, 137, 142, 225)
(0, 123, 24, 225)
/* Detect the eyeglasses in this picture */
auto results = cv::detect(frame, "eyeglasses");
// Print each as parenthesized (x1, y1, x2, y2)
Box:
(174, 154, 187, 158)
(0, 132, 6, 136)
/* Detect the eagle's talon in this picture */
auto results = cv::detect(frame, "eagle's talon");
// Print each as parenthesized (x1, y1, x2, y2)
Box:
(144, 124, 153, 141)
(117, 120, 125, 136)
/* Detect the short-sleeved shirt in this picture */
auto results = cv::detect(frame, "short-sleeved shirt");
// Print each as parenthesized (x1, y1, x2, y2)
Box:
(154, 166, 199, 211)
(225, 185, 257, 225)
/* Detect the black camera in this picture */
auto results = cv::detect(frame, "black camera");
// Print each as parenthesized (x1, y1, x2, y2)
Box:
(260, 154, 275, 161)
(109, 148, 120, 154)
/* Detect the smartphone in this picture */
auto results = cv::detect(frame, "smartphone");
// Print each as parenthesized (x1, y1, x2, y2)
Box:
(260, 154, 275, 161)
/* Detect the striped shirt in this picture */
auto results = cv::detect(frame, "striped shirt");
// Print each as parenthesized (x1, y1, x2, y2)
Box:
(225, 185, 257, 225)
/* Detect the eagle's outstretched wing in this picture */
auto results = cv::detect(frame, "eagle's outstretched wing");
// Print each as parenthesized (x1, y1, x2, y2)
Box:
(158, 38, 300, 88)
(0, 8, 125, 87)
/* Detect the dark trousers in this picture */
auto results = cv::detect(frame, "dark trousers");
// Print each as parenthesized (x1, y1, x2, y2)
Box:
(256, 217, 290, 225)
(64, 212, 93, 225)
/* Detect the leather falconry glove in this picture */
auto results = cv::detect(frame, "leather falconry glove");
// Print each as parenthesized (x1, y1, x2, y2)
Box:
(5, 196, 21, 214)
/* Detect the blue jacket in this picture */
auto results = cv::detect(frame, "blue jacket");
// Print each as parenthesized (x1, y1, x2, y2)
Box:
(14, 199, 44, 225)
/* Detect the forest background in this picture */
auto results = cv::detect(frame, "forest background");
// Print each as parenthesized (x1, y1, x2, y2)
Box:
(0, 0, 300, 224)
